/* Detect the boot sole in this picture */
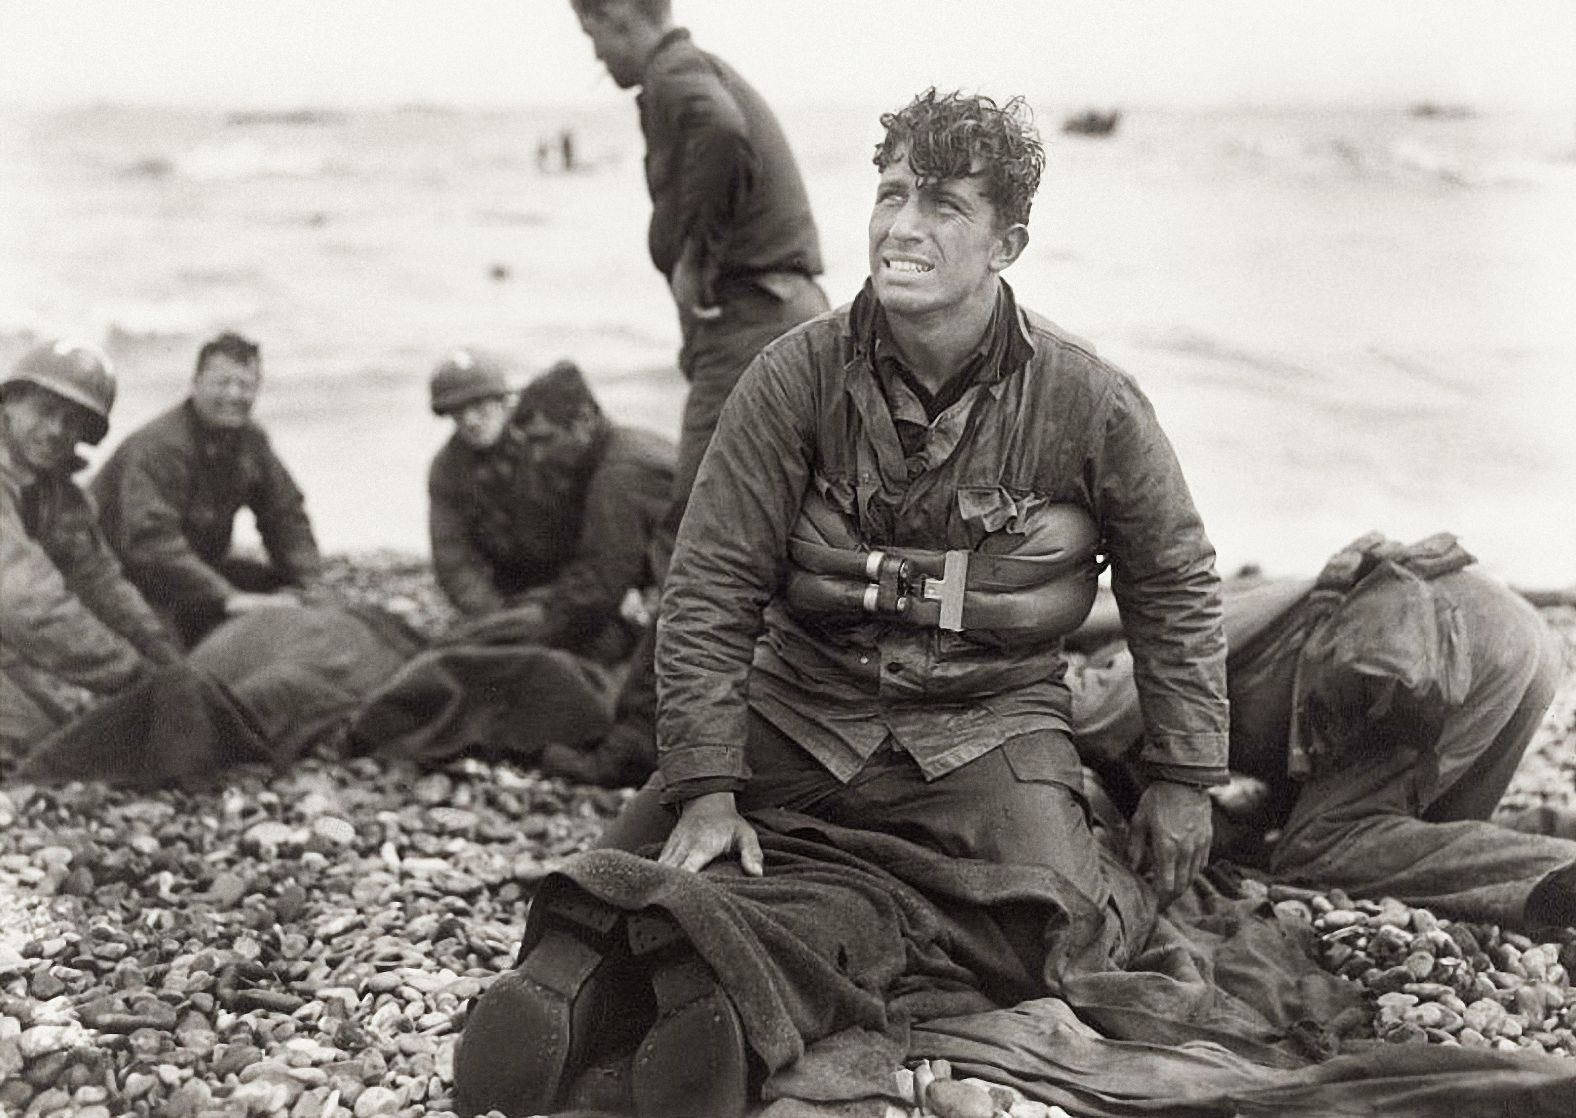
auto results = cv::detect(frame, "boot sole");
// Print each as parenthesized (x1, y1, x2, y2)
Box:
(456, 889, 621, 1116)
(628, 911, 750, 1118)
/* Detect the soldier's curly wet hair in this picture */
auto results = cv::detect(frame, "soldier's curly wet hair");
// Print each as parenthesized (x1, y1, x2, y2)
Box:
(571, 0, 670, 22)
(873, 89, 1045, 228)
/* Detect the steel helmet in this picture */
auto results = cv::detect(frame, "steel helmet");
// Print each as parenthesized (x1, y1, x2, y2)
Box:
(430, 348, 513, 416)
(1, 339, 116, 444)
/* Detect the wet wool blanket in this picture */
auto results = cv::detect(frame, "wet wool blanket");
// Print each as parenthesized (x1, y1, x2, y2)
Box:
(520, 810, 1574, 1116)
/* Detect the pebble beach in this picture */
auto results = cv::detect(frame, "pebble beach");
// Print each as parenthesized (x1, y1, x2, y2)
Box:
(1, 554, 1572, 1118)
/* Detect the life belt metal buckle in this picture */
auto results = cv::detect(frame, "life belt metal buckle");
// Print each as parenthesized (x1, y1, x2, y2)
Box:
(919, 550, 969, 632)
(859, 550, 915, 617)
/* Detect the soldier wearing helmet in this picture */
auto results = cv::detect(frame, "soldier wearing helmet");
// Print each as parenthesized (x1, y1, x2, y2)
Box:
(1, 340, 181, 758)
(91, 332, 324, 646)
(347, 352, 674, 777)
(426, 351, 673, 639)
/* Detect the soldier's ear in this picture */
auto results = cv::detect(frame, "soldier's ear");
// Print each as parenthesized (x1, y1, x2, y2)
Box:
(990, 224, 1029, 273)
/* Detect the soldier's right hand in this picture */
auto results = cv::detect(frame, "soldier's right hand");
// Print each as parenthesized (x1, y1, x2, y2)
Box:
(657, 791, 764, 877)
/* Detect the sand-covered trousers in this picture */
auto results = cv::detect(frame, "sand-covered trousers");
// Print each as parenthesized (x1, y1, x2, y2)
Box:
(602, 274, 831, 754)
(1270, 571, 1574, 922)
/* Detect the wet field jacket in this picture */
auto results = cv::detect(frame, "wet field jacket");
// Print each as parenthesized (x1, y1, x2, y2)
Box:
(638, 29, 822, 297)
(0, 440, 179, 694)
(656, 284, 1230, 802)
(91, 402, 322, 612)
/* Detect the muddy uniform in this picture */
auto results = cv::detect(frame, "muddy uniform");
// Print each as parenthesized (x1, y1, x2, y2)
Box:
(91, 401, 322, 644)
(1, 440, 179, 750)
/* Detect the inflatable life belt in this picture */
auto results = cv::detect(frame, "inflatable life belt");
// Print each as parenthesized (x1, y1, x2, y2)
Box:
(783, 486, 1104, 648)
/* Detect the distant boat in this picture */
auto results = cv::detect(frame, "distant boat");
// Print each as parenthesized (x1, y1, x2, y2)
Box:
(1062, 109, 1122, 137)
(1409, 102, 1475, 120)
(226, 108, 346, 127)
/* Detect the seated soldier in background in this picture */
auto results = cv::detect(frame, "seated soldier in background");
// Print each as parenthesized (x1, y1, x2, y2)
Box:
(1, 340, 181, 758)
(425, 350, 674, 656)
(1069, 531, 1576, 928)
(424, 346, 528, 618)
(92, 331, 323, 646)
(346, 353, 674, 767)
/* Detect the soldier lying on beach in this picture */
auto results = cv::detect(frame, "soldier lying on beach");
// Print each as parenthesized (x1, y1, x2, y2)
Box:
(92, 331, 323, 647)
(344, 354, 675, 767)
(0, 341, 181, 758)
(1069, 531, 1576, 928)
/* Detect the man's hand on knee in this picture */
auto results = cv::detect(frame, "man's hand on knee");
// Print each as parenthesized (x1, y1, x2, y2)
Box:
(1127, 781, 1213, 905)
(658, 791, 764, 876)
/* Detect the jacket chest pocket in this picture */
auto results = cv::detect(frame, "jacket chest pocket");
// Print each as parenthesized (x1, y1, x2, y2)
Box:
(954, 484, 1046, 548)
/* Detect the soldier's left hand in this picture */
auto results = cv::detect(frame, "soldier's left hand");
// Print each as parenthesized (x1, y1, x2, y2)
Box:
(670, 248, 721, 321)
(1127, 781, 1213, 906)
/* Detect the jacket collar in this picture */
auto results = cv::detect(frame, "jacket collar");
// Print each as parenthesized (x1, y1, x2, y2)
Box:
(641, 27, 692, 83)
(847, 277, 1035, 387)
(180, 397, 255, 445)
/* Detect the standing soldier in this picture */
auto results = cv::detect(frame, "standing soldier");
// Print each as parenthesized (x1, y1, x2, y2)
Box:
(567, 0, 831, 772)
(1, 341, 181, 757)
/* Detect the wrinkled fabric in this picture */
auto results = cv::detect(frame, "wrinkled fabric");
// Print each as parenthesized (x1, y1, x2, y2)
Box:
(908, 1003, 1575, 1118)
(91, 401, 321, 621)
(1, 659, 92, 763)
(671, 274, 830, 513)
(14, 605, 421, 785)
(18, 662, 275, 788)
(500, 812, 1436, 1113)
(428, 398, 674, 644)
(636, 28, 822, 312)
(1, 440, 178, 750)
(189, 603, 422, 757)
(656, 280, 1228, 802)
(518, 811, 1150, 1078)
(346, 642, 615, 766)
(603, 713, 1117, 962)
(1290, 531, 1476, 779)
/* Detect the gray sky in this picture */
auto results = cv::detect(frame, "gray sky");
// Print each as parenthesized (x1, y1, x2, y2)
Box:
(3, 0, 1574, 110)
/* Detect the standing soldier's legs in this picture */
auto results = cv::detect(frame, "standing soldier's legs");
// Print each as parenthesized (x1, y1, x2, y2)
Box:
(670, 277, 829, 525)
(573, 277, 830, 786)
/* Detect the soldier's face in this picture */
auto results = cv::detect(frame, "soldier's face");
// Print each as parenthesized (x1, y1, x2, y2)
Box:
(453, 396, 512, 450)
(1, 386, 91, 473)
(521, 409, 591, 470)
(191, 353, 261, 429)
(577, 8, 646, 89)
(868, 150, 1022, 324)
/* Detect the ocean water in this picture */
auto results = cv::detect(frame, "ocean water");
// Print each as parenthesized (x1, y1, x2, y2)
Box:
(2, 101, 1573, 586)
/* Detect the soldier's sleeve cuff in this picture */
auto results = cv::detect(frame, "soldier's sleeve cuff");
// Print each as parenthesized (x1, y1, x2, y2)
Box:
(1137, 731, 1229, 772)
(656, 744, 750, 805)
(1139, 761, 1231, 788)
